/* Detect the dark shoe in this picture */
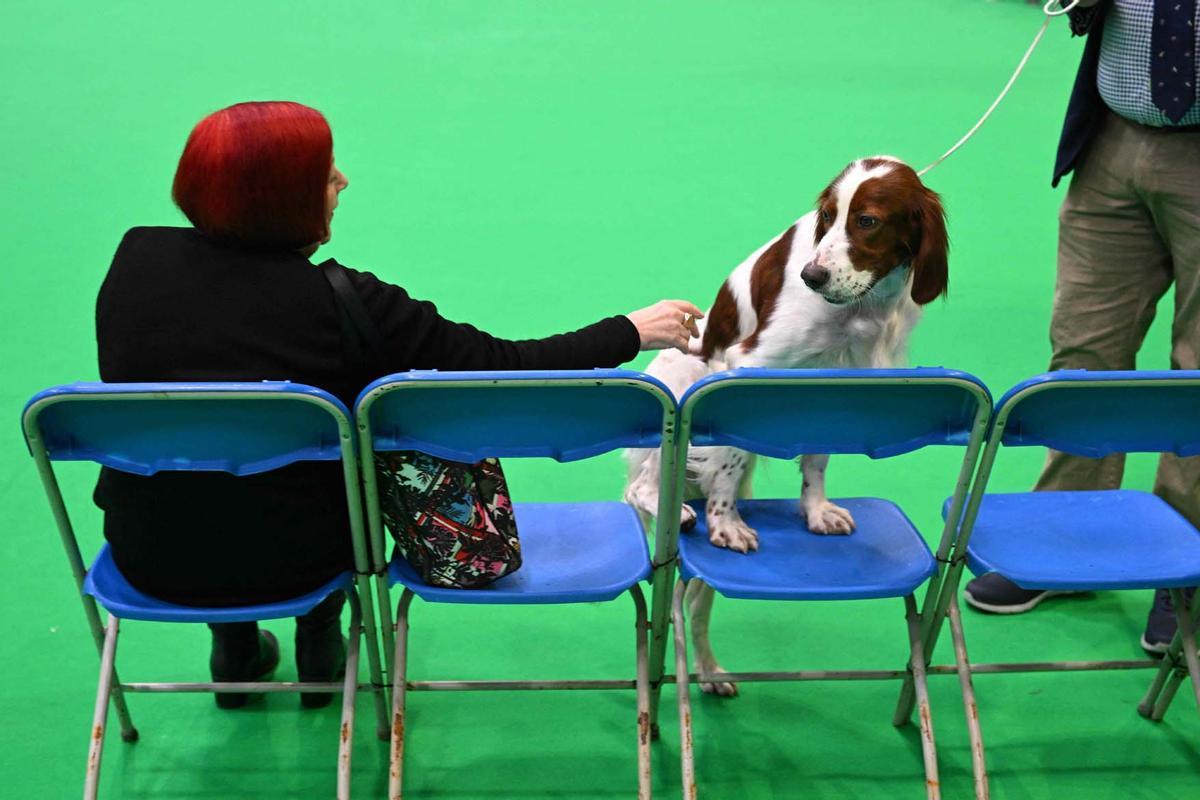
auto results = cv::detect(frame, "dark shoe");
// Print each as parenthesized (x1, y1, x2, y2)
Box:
(963, 572, 1081, 614)
(296, 595, 348, 709)
(1141, 587, 1198, 656)
(209, 628, 280, 709)
(296, 630, 347, 709)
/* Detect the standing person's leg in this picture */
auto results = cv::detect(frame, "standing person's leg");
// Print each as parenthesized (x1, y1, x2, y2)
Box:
(1138, 127, 1200, 653)
(966, 112, 1174, 613)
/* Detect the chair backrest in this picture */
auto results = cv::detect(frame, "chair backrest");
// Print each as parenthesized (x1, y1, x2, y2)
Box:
(678, 368, 991, 459)
(990, 370, 1200, 458)
(671, 368, 991, 598)
(354, 369, 675, 462)
(23, 381, 371, 588)
(23, 382, 352, 475)
(945, 371, 1200, 594)
(354, 369, 679, 575)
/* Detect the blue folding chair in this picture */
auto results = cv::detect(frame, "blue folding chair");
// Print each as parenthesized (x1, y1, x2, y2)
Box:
(354, 369, 679, 800)
(22, 382, 389, 800)
(666, 368, 991, 800)
(928, 370, 1200, 796)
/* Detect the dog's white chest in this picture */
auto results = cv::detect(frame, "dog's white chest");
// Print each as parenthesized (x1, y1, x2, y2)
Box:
(752, 293, 917, 370)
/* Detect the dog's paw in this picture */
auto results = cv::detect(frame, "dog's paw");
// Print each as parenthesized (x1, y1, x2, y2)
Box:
(680, 504, 697, 532)
(701, 678, 739, 697)
(698, 667, 739, 697)
(708, 517, 758, 553)
(803, 500, 855, 535)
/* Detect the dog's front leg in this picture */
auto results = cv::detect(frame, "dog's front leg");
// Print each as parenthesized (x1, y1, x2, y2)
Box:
(685, 579, 737, 696)
(694, 447, 758, 553)
(800, 453, 855, 534)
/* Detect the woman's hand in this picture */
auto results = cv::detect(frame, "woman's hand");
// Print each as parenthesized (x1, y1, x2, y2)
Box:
(626, 300, 704, 353)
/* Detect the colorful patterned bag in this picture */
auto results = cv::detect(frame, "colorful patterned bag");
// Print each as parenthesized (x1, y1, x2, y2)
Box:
(320, 260, 523, 589)
(375, 452, 521, 588)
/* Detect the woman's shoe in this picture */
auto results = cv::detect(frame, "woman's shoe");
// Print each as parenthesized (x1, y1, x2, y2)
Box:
(210, 629, 280, 709)
(296, 627, 347, 709)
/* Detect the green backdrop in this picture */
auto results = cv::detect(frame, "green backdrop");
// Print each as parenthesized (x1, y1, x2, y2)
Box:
(1, 1, 1192, 798)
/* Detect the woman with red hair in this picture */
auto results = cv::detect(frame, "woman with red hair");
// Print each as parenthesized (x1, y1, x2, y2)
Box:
(96, 101, 700, 708)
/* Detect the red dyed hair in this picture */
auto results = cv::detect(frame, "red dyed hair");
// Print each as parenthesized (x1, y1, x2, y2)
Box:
(172, 101, 332, 249)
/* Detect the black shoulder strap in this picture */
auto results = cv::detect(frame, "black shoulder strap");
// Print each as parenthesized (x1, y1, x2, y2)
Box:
(319, 259, 387, 374)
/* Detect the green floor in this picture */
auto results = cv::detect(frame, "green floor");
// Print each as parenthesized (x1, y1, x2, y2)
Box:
(2, 1, 1195, 797)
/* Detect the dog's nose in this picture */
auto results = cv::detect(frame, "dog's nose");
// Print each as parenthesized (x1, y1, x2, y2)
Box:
(801, 262, 830, 290)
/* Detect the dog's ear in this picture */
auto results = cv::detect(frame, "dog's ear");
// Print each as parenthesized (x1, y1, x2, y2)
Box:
(813, 185, 835, 245)
(909, 186, 948, 305)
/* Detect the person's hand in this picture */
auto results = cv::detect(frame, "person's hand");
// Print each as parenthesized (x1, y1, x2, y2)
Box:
(626, 300, 704, 353)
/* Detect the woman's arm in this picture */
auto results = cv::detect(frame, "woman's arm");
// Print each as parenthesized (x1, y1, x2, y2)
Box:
(341, 264, 700, 372)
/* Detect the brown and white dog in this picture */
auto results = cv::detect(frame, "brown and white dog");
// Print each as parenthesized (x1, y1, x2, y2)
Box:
(625, 156, 948, 694)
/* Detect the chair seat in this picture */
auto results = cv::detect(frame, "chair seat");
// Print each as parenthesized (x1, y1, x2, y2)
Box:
(387, 501, 651, 604)
(947, 489, 1200, 590)
(83, 544, 355, 623)
(678, 498, 936, 600)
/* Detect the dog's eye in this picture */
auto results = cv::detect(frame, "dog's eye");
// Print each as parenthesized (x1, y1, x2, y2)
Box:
(820, 209, 832, 225)
(857, 215, 878, 229)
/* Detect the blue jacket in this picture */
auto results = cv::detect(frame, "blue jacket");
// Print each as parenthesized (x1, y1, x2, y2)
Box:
(1054, 3, 1108, 187)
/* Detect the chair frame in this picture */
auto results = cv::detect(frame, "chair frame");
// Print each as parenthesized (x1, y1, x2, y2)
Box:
(22, 385, 390, 800)
(661, 371, 993, 800)
(908, 374, 1200, 799)
(355, 372, 681, 800)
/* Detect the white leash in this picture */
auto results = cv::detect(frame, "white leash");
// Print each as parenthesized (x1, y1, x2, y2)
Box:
(916, 0, 1081, 176)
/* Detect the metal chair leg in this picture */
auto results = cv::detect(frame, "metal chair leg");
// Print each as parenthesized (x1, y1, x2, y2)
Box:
(1138, 628, 1183, 719)
(337, 593, 365, 800)
(1169, 588, 1200, 712)
(376, 575, 396, 685)
(82, 595, 138, 743)
(631, 585, 652, 800)
(1151, 670, 1188, 721)
(353, 577, 390, 740)
(647, 562, 676, 741)
(388, 590, 415, 800)
(1149, 588, 1200, 720)
(904, 595, 941, 800)
(894, 585, 944, 727)
(84, 615, 121, 800)
(671, 580, 697, 800)
(895, 562, 967, 728)
(948, 600, 989, 799)
(893, 668, 917, 726)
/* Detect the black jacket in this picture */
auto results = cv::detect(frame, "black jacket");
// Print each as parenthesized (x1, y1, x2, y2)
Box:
(94, 226, 640, 605)
(1054, 3, 1108, 187)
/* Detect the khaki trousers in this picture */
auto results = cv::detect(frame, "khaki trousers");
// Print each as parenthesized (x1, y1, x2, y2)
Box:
(1036, 110, 1200, 527)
